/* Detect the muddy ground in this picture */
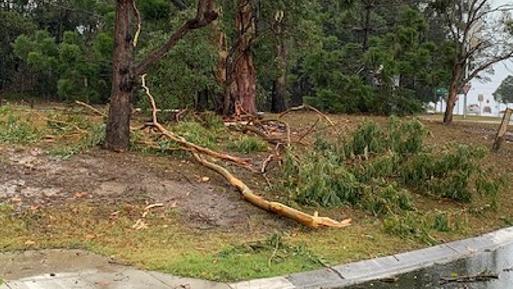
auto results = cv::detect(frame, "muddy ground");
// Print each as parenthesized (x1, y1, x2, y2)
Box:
(0, 146, 280, 230)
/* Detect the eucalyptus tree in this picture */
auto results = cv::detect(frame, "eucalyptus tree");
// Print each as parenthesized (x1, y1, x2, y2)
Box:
(431, 0, 513, 124)
(105, 0, 217, 151)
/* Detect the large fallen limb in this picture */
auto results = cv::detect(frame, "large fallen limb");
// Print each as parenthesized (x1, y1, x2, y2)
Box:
(193, 153, 351, 228)
(140, 74, 350, 229)
(141, 74, 249, 166)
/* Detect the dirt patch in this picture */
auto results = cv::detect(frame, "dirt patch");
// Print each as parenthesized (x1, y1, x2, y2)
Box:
(0, 146, 274, 229)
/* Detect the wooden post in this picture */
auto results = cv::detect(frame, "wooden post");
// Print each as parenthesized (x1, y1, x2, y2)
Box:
(493, 108, 513, 152)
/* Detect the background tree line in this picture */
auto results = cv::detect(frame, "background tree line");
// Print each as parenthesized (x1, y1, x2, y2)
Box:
(0, 0, 512, 118)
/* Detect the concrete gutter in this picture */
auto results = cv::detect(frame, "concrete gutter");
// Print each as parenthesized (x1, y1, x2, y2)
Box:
(229, 226, 513, 289)
(2, 226, 513, 289)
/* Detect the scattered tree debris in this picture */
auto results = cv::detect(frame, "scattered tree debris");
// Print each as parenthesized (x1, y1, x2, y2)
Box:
(440, 272, 499, 284)
(74, 101, 107, 117)
(140, 74, 352, 229)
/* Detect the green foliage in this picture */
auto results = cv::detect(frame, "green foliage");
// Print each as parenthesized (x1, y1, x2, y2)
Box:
(13, 29, 111, 103)
(361, 185, 414, 217)
(281, 119, 501, 220)
(493, 75, 513, 104)
(0, 112, 40, 144)
(401, 145, 487, 202)
(172, 121, 226, 149)
(49, 124, 105, 159)
(228, 136, 268, 154)
(431, 211, 450, 232)
(136, 23, 218, 110)
(383, 212, 437, 245)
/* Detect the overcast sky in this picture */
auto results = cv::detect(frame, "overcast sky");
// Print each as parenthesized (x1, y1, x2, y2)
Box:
(466, 0, 513, 106)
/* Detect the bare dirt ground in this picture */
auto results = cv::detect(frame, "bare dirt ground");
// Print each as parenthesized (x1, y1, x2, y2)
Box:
(0, 146, 279, 230)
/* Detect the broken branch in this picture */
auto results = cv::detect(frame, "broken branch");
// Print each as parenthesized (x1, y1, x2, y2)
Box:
(193, 153, 351, 228)
(74, 101, 107, 117)
(140, 74, 350, 229)
(141, 74, 250, 166)
(279, 104, 335, 126)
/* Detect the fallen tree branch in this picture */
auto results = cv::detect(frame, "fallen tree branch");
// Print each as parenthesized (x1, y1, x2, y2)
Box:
(296, 117, 321, 143)
(141, 74, 250, 166)
(260, 119, 291, 147)
(193, 153, 351, 228)
(140, 74, 350, 229)
(74, 101, 107, 117)
(440, 272, 499, 284)
(279, 104, 335, 126)
(230, 125, 284, 145)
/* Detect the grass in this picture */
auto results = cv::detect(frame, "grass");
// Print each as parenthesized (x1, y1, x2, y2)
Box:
(1, 106, 513, 282)
(0, 109, 41, 144)
(228, 135, 268, 154)
(0, 202, 415, 281)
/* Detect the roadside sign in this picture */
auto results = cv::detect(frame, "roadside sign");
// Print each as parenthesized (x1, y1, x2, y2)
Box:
(435, 88, 448, 98)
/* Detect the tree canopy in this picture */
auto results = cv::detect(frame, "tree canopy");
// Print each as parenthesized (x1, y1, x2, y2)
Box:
(494, 75, 513, 104)
(0, 0, 512, 121)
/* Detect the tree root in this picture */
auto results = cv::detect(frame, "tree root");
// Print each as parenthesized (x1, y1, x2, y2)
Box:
(140, 74, 351, 229)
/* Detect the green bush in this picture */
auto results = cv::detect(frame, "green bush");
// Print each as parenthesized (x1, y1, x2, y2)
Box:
(361, 184, 414, 217)
(400, 145, 487, 202)
(281, 118, 501, 219)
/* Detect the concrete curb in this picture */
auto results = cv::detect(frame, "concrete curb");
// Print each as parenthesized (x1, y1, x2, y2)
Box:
(228, 226, 513, 289)
(3, 227, 513, 289)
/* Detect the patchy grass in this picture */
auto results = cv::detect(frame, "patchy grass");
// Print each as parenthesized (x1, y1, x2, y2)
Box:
(0, 107, 41, 144)
(2, 105, 513, 282)
(228, 135, 268, 154)
(0, 202, 414, 281)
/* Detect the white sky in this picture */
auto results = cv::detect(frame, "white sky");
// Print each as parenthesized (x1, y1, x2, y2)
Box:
(462, 0, 513, 112)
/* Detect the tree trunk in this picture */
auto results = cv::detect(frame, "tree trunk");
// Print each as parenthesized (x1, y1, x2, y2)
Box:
(271, 11, 288, 113)
(105, 0, 218, 151)
(443, 65, 463, 125)
(212, 12, 229, 114)
(105, 0, 134, 151)
(196, 89, 209, 111)
(231, 0, 257, 115)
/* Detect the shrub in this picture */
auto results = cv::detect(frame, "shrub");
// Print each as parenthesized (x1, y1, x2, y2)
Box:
(281, 118, 499, 217)
(400, 145, 487, 202)
(361, 184, 414, 217)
